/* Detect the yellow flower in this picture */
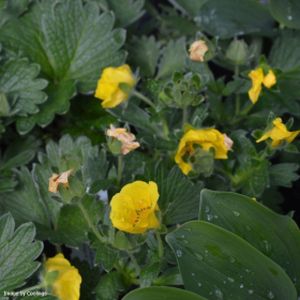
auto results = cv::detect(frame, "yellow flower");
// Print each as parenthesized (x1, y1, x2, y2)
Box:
(175, 128, 232, 175)
(110, 181, 160, 234)
(256, 117, 300, 148)
(248, 67, 276, 104)
(95, 64, 136, 108)
(189, 40, 209, 62)
(48, 169, 73, 193)
(44, 253, 82, 300)
(106, 125, 140, 155)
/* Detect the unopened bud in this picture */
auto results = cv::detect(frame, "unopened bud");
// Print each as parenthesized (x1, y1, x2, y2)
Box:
(189, 40, 209, 62)
(226, 39, 249, 65)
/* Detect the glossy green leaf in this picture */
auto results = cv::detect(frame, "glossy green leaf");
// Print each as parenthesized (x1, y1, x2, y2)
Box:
(195, 0, 274, 39)
(166, 221, 297, 300)
(122, 286, 208, 300)
(0, 213, 43, 293)
(199, 189, 300, 293)
(270, 0, 300, 29)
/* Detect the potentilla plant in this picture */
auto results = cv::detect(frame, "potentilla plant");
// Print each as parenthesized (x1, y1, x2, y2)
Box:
(0, 0, 300, 300)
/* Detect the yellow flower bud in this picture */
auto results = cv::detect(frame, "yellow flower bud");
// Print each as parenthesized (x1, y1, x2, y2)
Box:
(189, 40, 208, 62)
(110, 181, 160, 234)
(44, 254, 82, 300)
(175, 128, 232, 175)
(95, 64, 136, 108)
(256, 117, 300, 148)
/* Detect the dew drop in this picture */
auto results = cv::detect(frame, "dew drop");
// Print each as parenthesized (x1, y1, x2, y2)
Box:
(240, 284, 244, 289)
(197, 282, 202, 287)
(267, 291, 275, 299)
(233, 211, 240, 216)
(248, 289, 254, 294)
(287, 15, 293, 21)
(195, 253, 204, 261)
(207, 214, 214, 221)
(214, 288, 224, 299)
(191, 272, 195, 277)
(229, 256, 236, 263)
(262, 240, 272, 254)
(205, 206, 210, 213)
(176, 249, 182, 257)
(227, 277, 235, 283)
(245, 268, 250, 273)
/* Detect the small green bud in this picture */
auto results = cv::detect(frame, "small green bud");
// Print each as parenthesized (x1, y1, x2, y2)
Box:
(226, 39, 249, 65)
(107, 138, 122, 155)
(189, 148, 215, 177)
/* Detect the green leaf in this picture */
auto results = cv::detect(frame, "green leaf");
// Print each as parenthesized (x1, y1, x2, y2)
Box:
(168, 0, 208, 17)
(145, 166, 203, 225)
(107, 0, 145, 27)
(122, 286, 208, 300)
(128, 36, 160, 77)
(199, 189, 300, 293)
(269, 0, 300, 29)
(0, 167, 51, 227)
(0, 0, 126, 131)
(0, 57, 48, 117)
(269, 30, 300, 71)
(94, 271, 126, 300)
(0, 213, 43, 293)
(166, 221, 297, 300)
(0, 92, 9, 116)
(157, 38, 186, 79)
(195, 0, 274, 39)
(16, 81, 76, 134)
(269, 163, 299, 187)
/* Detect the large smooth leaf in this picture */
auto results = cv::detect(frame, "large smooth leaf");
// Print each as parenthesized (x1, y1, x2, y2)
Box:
(195, 0, 274, 39)
(0, 0, 126, 132)
(0, 57, 48, 117)
(122, 286, 208, 300)
(270, 0, 300, 29)
(0, 213, 43, 293)
(166, 221, 297, 300)
(269, 30, 300, 71)
(199, 189, 300, 293)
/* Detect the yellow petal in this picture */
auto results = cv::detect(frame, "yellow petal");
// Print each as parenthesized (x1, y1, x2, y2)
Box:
(248, 68, 264, 104)
(263, 70, 276, 88)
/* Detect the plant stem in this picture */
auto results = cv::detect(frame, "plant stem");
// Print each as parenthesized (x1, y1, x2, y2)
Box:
(129, 252, 141, 275)
(155, 231, 164, 259)
(133, 90, 156, 110)
(182, 107, 188, 128)
(78, 202, 105, 243)
(117, 155, 123, 186)
(234, 64, 240, 116)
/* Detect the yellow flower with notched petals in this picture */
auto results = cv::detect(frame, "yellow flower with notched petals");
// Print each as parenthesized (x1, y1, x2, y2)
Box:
(248, 67, 276, 104)
(110, 181, 160, 234)
(175, 128, 232, 175)
(95, 65, 136, 108)
(45, 253, 82, 300)
(256, 117, 300, 148)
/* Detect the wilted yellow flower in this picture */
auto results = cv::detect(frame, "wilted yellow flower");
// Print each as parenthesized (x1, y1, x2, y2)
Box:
(106, 125, 140, 155)
(44, 253, 82, 300)
(256, 117, 300, 147)
(175, 128, 232, 175)
(48, 169, 73, 193)
(110, 181, 160, 234)
(95, 64, 136, 108)
(189, 40, 208, 62)
(248, 67, 276, 104)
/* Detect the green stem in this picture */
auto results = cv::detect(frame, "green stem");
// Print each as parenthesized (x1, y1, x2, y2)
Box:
(133, 90, 156, 110)
(129, 252, 141, 275)
(234, 64, 240, 116)
(117, 155, 123, 186)
(155, 231, 164, 259)
(78, 202, 105, 243)
(182, 107, 188, 128)
(240, 103, 254, 116)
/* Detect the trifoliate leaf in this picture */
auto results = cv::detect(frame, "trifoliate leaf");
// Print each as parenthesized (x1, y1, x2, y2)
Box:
(0, 213, 43, 293)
